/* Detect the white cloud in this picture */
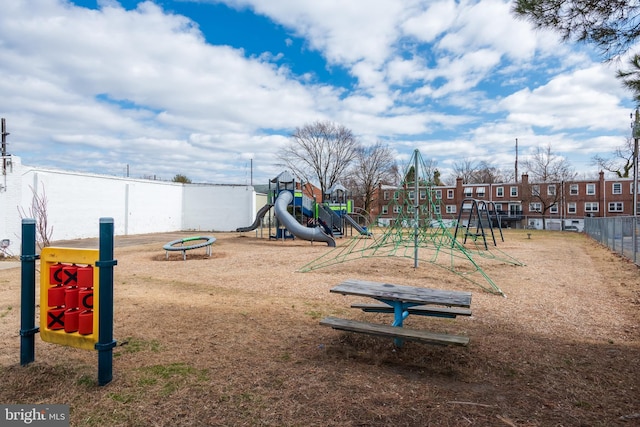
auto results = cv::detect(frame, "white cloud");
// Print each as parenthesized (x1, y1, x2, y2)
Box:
(224, 0, 413, 66)
(501, 65, 629, 132)
(0, 0, 634, 183)
(402, 0, 458, 43)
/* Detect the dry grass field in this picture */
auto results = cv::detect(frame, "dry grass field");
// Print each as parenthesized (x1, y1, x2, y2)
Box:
(0, 228, 639, 426)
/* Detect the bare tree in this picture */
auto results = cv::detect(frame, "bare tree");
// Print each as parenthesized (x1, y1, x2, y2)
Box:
(522, 144, 577, 183)
(452, 159, 506, 184)
(17, 184, 53, 250)
(278, 121, 360, 201)
(592, 137, 634, 178)
(452, 159, 477, 183)
(522, 145, 577, 229)
(473, 161, 507, 184)
(349, 142, 396, 217)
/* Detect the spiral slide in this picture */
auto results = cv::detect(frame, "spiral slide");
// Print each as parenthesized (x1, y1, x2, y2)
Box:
(274, 191, 336, 247)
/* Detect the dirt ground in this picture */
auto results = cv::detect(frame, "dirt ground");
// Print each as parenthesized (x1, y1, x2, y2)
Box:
(0, 228, 639, 426)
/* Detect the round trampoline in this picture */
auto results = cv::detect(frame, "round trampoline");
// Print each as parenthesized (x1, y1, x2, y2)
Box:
(163, 236, 216, 260)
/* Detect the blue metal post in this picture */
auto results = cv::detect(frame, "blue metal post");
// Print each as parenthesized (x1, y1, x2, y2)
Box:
(388, 300, 409, 348)
(19, 219, 39, 365)
(95, 218, 117, 386)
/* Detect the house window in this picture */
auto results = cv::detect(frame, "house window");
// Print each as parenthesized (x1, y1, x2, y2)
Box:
(529, 202, 542, 213)
(464, 187, 472, 197)
(446, 205, 457, 214)
(381, 205, 388, 215)
(476, 187, 485, 197)
(532, 185, 540, 196)
(419, 190, 427, 200)
(383, 191, 389, 201)
(570, 184, 578, 195)
(510, 186, 518, 197)
(567, 202, 577, 214)
(433, 205, 441, 214)
(585, 202, 599, 212)
(550, 204, 558, 214)
(496, 187, 504, 197)
(547, 184, 556, 196)
(609, 202, 624, 212)
(447, 189, 454, 199)
(434, 190, 442, 200)
(408, 191, 415, 200)
(612, 183, 622, 195)
(586, 184, 596, 195)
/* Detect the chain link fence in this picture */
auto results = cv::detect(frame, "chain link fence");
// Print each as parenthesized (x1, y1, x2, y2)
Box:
(584, 216, 640, 265)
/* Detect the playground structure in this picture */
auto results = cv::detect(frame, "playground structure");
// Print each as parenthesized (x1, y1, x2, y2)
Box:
(453, 199, 504, 250)
(300, 149, 523, 296)
(274, 190, 335, 246)
(236, 171, 370, 246)
(163, 236, 217, 260)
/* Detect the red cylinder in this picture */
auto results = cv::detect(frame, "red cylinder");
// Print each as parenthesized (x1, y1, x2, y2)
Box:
(49, 263, 64, 285)
(64, 286, 79, 309)
(78, 310, 93, 335)
(62, 265, 78, 286)
(47, 285, 65, 307)
(79, 289, 93, 310)
(47, 308, 65, 330)
(64, 309, 79, 333)
(77, 266, 93, 288)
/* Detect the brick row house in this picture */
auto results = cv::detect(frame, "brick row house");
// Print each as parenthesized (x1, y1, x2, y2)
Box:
(370, 171, 639, 231)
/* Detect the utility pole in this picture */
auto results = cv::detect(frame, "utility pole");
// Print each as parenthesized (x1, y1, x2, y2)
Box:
(1, 118, 9, 176)
(514, 138, 518, 183)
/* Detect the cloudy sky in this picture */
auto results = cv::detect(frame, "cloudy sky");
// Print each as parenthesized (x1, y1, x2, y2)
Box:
(1, 0, 634, 185)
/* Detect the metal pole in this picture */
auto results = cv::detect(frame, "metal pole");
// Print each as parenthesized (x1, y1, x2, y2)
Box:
(96, 218, 117, 385)
(633, 111, 639, 262)
(413, 150, 419, 268)
(19, 218, 39, 365)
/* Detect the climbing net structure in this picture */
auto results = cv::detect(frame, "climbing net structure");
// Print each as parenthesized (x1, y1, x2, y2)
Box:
(300, 149, 523, 296)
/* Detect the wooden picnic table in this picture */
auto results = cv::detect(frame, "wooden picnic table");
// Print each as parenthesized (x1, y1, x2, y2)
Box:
(321, 279, 472, 347)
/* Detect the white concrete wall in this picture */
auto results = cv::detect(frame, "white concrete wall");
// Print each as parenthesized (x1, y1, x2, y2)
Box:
(124, 180, 183, 235)
(0, 156, 256, 249)
(182, 184, 255, 231)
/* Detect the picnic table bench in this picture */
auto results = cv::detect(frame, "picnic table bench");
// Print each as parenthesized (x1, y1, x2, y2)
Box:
(320, 279, 472, 347)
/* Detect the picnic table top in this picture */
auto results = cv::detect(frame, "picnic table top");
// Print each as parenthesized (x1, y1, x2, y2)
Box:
(330, 279, 472, 308)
